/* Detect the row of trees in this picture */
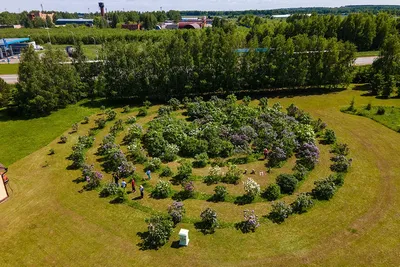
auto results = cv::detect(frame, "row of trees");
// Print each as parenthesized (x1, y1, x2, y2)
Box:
(231, 13, 400, 51)
(102, 29, 355, 100)
(12, 28, 356, 116)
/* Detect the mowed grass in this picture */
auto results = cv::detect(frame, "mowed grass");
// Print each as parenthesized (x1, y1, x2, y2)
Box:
(43, 44, 101, 59)
(355, 50, 380, 57)
(342, 105, 400, 133)
(1, 88, 400, 266)
(0, 103, 97, 166)
(0, 63, 19, 74)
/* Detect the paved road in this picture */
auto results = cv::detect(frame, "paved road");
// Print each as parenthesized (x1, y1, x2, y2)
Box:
(354, 56, 378, 66)
(0, 74, 18, 84)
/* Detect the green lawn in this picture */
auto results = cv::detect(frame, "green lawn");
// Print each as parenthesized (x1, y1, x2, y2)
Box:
(43, 44, 101, 59)
(355, 50, 380, 57)
(1, 89, 400, 266)
(0, 64, 19, 74)
(342, 105, 400, 132)
(0, 103, 97, 166)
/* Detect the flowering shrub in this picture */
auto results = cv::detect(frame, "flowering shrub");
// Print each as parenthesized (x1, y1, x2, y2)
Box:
(143, 215, 173, 249)
(182, 181, 195, 198)
(262, 183, 281, 201)
(158, 106, 172, 117)
(259, 97, 268, 108)
(95, 117, 107, 129)
(127, 140, 147, 164)
(161, 143, 179, 162)
(276, 174, 298, 195)
(213, 185, 228, 201)
(116, 160, 135, 178)
(180, 136, 208, 157)
(106, 109, 117, 121)
(268, 147, 287, 168)
(67, 144, 85, 169)
(82, 164, 103, 190)
(123, 124, 143, 143)
(293, 163, 308, 181)
(296, 142, 320, 170)
(324, 129, 337, 144)
(143, 130, 167, 157)
(126, 116, 136, 124)
(200, 208, 219, 233)
(78, 135, 95, 149)
(312, 177, 337, 200)
(268, 201, 293, 224)
(222, 164, 242, 184)
(175, 160, 192, 182)
(243, 178, 261, 199)
(123, 105, 130, 113)
(330, 143, 350, 156)
(287, 103, 300, 117)
(168, 98, 181, 110)
(312, 118, 327, 133)
(193, 153, 209, 168)
(97, 134, 116, 156)
(100, 183, 119, 197)
(82, 116, 90, 124)
(168, 201, 185, 225)
(59, 135, 67, 143)
(72, 123, 79, 133)
(237, 210, 260, 233)
(204, 166, 223, 185)
(103, 148, 128, 173)
(160, 166, 174, 177)
(152, 180, 172, 199)
(295, 124, 315, 144)
(138, 107, 147, 117)
(330, 155, 352, 173)
(290, 193, 314, 214)
(109, 119, 124, 135)
(144, 157, 162, 172)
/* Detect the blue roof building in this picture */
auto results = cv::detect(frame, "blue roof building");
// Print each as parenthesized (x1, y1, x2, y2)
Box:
(56, 18, 94, 26)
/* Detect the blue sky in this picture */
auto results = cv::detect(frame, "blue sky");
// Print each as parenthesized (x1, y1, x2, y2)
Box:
(5, 0, 400, 13)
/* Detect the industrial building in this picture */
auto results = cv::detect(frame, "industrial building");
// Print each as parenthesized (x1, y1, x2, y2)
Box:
(0, 38, 31, 59)
(55, 18, 94, 26)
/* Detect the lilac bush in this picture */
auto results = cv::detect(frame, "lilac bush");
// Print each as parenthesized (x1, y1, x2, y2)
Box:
(243, 178, 261, 199)
(296, 142, 320, 170)
(268, 146, 287, 167)
(240, 210, 260, 233)
(168, 201, 185, 225)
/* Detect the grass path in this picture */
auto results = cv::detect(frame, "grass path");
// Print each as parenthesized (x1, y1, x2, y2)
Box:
(1, 89, 400, 266)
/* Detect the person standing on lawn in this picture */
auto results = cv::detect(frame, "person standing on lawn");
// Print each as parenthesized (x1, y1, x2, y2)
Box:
(139, 185, 144, 198)
(146, 169, 151, 180)
(131, 179, 136, 193)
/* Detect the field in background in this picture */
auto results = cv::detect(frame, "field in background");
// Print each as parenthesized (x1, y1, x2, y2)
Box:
(0, 64, 19, 75)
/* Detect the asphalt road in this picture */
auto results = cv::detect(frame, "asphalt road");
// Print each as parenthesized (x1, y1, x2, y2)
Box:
(0, 74, 18, 84)
(0, 56, 379, 85)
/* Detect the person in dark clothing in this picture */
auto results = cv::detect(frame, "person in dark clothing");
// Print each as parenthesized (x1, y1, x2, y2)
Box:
(131, 179, 136, 193)
(139, 185, 144, 198)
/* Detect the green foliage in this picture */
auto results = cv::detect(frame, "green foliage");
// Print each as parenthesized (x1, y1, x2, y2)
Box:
(0, 78, 11, 108)
(377, 107, 386, 115)
(213, 185, 228, 202)
(243, 178, 261, 199)
(168, 98, 181, 110)
(158, 106, 172, 117)
(151, 180, 172, 199)
(268, 201, 292, 224)
(312, 177, 337, 200)
(160, 166, 173, 177)
(123, 105, 131, 113)
(200, 208, 219, 233)
(222, 164, 242, 185)
(204, 166, 223, 185)
(14, 46, 83, 117)
(330, 155, 352, 173)
(105, 109, 117, 121)
(330, 143, 350, 156)
(348, 97, 356, 112)
(366, 102, 372, 111)
(143, 215, 173, 249)
(143, 100, 152, 109)
(95, 117, 107, 129)
(290, 193, 314, 214)
(262, 184, 281, 201)
(123, 124, 143, 144)
(144, 158, 162, 172)
(126, 116, 137, 124)
(193, 153, 209, 168)
(100, 183, 119, 197)
(168, 201, 185, 226)
(82, 116, 90, 124)
(259, 97, 268, 108)
(181, 137, 208, 157)
(324, 129, 337, 144)
(276, 174, 298, 195)
(175, 160, 192, 182)
(138, 107, 148, 117)
(59, 135, 68, 144)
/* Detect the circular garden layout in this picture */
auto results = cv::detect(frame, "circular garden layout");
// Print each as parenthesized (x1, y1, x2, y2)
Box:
(66, 95, 352, 249)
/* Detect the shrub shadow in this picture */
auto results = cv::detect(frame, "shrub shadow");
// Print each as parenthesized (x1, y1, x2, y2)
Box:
(234, 195, 254, 205)
(193, 221, 215, 235)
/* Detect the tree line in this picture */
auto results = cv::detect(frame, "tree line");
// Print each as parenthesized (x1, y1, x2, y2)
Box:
(10, 28, 356, 117)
